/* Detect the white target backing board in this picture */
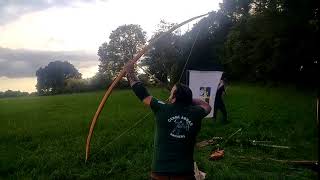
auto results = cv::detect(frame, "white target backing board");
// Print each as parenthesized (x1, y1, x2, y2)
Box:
(188, 70, 223, 117)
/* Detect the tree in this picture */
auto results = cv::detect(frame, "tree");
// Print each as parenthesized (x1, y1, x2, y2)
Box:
(36, 61, 81, 95)
(98, 24, 146, 78)
(88, 72, 113, 90)
(223, 0, 319, 85)
(166, 11, 231, 83)
(64, 78, 89, 93)
(142, 20, 181, 85)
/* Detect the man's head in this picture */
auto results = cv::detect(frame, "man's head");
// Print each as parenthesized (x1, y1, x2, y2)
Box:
(169, 83, 193, 105)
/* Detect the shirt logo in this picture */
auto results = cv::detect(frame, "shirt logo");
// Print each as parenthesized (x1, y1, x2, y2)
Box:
(168, 115, 193, 139)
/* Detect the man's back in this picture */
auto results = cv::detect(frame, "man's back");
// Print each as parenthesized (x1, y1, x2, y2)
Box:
(150, 98, 207, 175)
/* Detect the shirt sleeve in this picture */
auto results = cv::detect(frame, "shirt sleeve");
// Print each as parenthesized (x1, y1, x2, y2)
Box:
(150, 97, 166, 113)
(193, 106, 208, 119)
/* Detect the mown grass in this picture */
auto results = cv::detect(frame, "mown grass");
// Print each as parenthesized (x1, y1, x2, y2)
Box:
(0, 84, 318, 179)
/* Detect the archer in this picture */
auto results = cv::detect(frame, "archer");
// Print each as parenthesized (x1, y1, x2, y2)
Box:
(125, 63, 211, 180)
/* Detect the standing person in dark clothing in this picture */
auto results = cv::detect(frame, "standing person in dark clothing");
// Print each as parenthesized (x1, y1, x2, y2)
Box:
(213, 79, 228, 123)
(124, 62, 211, 180)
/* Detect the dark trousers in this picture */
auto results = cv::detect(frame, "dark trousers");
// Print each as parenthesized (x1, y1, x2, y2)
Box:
(213, 99, 227, 122)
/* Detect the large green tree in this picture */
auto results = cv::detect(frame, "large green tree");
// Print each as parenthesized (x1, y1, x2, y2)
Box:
(36, 61, 81, 95)
(98, 24, 146, 78)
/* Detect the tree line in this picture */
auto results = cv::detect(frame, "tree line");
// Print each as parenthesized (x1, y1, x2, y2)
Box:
(34, 0, 319, 95)
(0, 90, 35, 98)
(97, 0, 319, 86)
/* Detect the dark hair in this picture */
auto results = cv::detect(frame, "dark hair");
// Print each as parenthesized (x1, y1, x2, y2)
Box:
(174, 83, 193, 105)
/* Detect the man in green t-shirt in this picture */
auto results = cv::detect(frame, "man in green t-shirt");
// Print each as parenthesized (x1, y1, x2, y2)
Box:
(125, 63, 211, 180)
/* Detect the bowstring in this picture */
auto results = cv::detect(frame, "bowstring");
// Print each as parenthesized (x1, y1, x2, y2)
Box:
(90, 112, 152, 160)
(177, 26, 202, 83)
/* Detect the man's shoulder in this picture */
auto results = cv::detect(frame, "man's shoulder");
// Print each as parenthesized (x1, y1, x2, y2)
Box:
(150, 97, 169, 112)
(152, 98, 167, 106)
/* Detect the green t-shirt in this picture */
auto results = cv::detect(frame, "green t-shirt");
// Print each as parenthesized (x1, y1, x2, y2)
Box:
(150, 97, 207, 175)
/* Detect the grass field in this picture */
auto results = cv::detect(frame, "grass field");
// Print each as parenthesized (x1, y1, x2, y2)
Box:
(0, 84, 318, 179)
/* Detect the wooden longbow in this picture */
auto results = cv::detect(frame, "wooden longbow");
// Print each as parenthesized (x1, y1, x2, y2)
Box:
(85, 12, 210, 162)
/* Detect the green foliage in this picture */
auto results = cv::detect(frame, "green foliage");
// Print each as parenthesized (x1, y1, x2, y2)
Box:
(142, 20, 181, 85)
(64, 78, 90, 93)
(36, 61, 82, 95)
(88, 72, 113, 90)
(213, 0, 319, 85)
(98, 24, 147, 77)
(221, 0, 319, 84)
(138, 74, 151, 85)
(0, 85, 317, 179)
(0, 90, 29, 98)
(141, 0, 319, 86)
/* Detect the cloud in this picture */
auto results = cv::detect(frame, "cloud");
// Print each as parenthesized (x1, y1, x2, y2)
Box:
(0, 0, 104, 25)
(0, 47, 98, 78)
(0, 0, 221, 52)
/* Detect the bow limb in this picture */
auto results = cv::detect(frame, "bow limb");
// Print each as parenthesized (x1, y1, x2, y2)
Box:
(85, 12, 210, 162)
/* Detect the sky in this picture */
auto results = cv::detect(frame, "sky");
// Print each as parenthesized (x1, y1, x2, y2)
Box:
(0, 0, 222, 92)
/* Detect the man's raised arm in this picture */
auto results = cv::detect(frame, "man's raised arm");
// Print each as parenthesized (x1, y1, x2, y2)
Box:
(192, 98, 212, 115)
(125, 62, 152, 106)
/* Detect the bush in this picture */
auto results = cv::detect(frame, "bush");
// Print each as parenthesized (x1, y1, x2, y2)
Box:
(0, 90, 29, 98)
